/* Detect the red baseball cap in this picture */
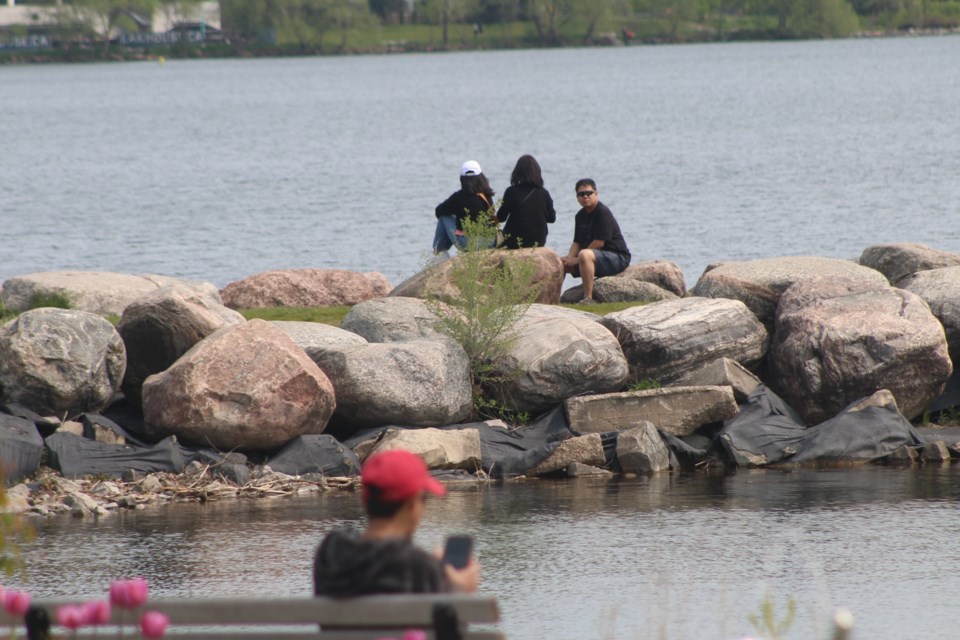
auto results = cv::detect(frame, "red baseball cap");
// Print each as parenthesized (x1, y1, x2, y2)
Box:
(361, 449, 447, 504)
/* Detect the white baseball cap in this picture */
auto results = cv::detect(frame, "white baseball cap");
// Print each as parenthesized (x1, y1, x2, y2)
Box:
(460, 160, 482, 177)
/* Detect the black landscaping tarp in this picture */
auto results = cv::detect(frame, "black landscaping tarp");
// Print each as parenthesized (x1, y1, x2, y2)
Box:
(266, 434, 361, 477)
(718, 385, 924, 467)
(45, 432, 196, 478)
(0, 413, 44, 481)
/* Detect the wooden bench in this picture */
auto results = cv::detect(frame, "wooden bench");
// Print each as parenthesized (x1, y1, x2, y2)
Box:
(0, 594, 503, 640)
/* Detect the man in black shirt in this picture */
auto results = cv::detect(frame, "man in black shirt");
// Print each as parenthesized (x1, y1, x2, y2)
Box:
(313, 449, 480, 597)
(562, 179, 631, 303)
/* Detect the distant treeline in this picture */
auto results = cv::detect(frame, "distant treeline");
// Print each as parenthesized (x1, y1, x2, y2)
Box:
(3, 0, 959, 61)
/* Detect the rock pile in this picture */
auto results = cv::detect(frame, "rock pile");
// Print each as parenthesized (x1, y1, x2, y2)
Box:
(3, 245, 960, 518)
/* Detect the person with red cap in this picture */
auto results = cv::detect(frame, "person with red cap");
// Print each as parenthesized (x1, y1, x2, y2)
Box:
(313, 449, 481, 597)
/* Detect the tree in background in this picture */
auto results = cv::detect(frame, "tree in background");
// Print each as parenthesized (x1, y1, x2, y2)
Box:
(523, 0, 572, 44)
(789, 0, 860, 34)
(368, 0, 405, 22)
(64, 0, 158, 49)
(222, 0, 280, 41)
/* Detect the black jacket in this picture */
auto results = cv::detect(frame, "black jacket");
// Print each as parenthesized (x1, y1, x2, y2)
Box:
(436, 190, 491, 231)
(496, 183, 556, 249)
(313, 528, 448, 597)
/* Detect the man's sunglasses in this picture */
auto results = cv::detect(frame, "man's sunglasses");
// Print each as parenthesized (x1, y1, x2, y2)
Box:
(576, 190, 595, 198)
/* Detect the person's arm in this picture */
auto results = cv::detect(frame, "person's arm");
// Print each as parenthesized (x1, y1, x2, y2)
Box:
(435, 192, 458, 219)
(544, 191, 556, 224)
(562, 242, 581, 266)
(496, 188, 512, 223)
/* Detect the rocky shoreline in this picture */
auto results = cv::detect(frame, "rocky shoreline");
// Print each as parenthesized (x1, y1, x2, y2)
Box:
(3, 242, 960, 519)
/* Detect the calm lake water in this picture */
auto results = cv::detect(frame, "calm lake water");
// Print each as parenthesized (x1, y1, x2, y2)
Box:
(2, 36, 960, 289)
(8, 467, 960, 639)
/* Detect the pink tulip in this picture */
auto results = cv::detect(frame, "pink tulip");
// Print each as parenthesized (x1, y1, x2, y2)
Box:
(110, 578, 149, 608)
(3, 590, 31, 616)
(402, 631, 428, 640)
(140, 611, 169, 639)
(56, 605, 86, 630)
(82, 600, 111, 625)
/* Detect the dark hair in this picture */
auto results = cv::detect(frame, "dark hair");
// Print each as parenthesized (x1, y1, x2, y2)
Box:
(364, 486, 407, 519)
(575, 178, 596, 191)
(511, 155, 544, 187)
(461, 173, 495, 201)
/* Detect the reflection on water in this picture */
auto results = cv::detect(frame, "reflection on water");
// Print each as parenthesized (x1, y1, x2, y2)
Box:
(11, 466, 960, 639)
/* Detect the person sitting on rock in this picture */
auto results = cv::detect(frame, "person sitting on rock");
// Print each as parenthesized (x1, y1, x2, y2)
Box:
(313, 449, 481, 596)
(562, 178, 631, 304)
(495, 154, 556, 249)
(432, 160, 497, 258)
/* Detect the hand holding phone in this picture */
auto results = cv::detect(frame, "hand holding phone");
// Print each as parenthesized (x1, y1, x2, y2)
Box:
(442, 535, 473, 570)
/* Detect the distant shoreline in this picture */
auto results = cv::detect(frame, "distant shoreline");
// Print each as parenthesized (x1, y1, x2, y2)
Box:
(2, 26, 958, 65)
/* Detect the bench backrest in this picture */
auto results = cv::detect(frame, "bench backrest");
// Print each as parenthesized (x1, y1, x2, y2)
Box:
(0, 594, 503, 640)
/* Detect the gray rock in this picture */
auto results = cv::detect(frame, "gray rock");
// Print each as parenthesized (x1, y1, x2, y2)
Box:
(566, 462, 613, 477)
(691, 256, 888, 330)
(600, 297, 768, 384)
(389, 247, 565, 305)
(519, 303, 600, 323)
(118, 284, 245, 406)
(0, 270, 217, 316)
(527, 434, 605, 476)
(487, 316, 629, 414)
(620, 260, 688, 297)
(312, 340, 472, 430)
(899, 266, 960, 358)
(142, 320, 337, 452)
(616, 422, 671, 474)
(340, 297, 445, 343)
(886, 445, 920, 465)
(922, 440, 951, 462)
(859, 243, 960, 285)
(363, 428, 482, 471)
(669, 357, 761, 403)
(770, 277, 952, 423)
(565, 386, 739, 437)
(270, 321, 369, 369)
(560, 278, 678, 304)
(0, 308, 126, 417)
(220, 269, 392, 309)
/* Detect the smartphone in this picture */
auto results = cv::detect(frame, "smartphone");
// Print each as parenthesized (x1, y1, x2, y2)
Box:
(442, 535, 473, 570)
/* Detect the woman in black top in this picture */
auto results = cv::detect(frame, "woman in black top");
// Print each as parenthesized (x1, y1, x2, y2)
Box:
(433, 160, 496, 255)
(496, 155, 556, 249)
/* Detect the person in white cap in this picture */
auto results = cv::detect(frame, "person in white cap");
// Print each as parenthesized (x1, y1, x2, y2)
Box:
(432, 160, 496, 257)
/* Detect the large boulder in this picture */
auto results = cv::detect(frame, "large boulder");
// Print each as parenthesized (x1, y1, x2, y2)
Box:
(898, 266, 960, 358)
(565, 386, 739, 437)
(560, 278, 678, 304)
(620, 260, 688, 297)
(271, 321, 367, 357)
(519, 303, 599, 323)
(769, 277, 952, 423)
(311, 340, 472, 431)
(1, 271, 218, 317)
(486, 316, 629, 414)
(599, 297, 768, 384)
(359, 427, 482, 471)
(0, 308, 126, 416)
(220, 269, 392, 309)
(117, 285, 246, 407)
(859, 243, 960, 285)
(141, 320, 336, 452)
(389, 247, 564, 305)
(900, 266, 960, 411)
(691, 257, 888, 329)
(0, 414, 44, 480)
(340, 297, 445, 343)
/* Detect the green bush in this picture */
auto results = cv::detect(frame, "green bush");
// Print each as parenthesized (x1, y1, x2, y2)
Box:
(427, 215, 541, 422)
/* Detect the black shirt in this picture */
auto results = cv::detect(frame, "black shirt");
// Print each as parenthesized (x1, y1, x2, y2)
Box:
(573, 202, 630, 257)
(435, 190, 491, 231)
(496, 183, 556, 249)
(313, 528, 448, 597)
